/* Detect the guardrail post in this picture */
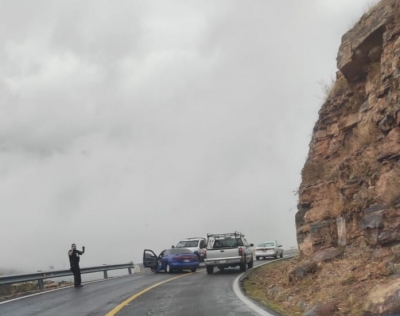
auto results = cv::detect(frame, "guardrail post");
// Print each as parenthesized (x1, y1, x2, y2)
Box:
(38, 279, 44, 290)
(128, 267, 132, 275)
(103, 270, 108, 279)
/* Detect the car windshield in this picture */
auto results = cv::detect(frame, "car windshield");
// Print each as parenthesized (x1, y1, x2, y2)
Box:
(257, 242, 275, 247)
(170, 248, 193, 254)
(176, 241, 198, 248)
(211, 238, 243, 249)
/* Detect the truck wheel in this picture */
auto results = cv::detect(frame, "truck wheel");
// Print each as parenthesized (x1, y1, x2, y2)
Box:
(206, 266, 214, 274)
(240, 260, 247, 272)
(248, 257, 254, 269)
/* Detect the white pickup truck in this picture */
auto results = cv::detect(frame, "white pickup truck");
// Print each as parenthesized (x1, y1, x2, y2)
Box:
(204, 232, 254, 274)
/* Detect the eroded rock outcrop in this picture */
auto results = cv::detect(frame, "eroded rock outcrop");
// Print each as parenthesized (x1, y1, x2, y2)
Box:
(297, 0, 400, 259)
(296, 0, 400, 313)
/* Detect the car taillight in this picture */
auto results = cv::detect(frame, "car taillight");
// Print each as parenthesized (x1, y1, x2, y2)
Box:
(238, 247, 243, 256)
(172, 256, 180, 261)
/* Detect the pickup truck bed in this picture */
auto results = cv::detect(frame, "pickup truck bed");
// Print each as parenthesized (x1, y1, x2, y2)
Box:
(204, 232, 254, 274)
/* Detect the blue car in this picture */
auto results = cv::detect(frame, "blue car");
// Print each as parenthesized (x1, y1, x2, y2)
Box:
(143, 248, 199, 273)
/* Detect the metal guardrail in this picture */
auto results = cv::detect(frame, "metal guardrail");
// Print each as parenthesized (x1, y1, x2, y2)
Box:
(0, 262, 134, 290)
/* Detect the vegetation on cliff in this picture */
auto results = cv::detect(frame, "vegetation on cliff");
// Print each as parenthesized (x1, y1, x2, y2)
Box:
(245, 1, 400, 315)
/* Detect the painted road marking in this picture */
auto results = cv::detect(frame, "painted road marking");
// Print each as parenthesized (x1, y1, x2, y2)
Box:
(0, 274, 136, 305)
(105, 272, 195, 316)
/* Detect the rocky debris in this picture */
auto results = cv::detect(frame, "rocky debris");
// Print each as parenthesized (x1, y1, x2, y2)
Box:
(298, 300, 309, 311)
(267, 285, 280, 297)
(363, 277, 400, 315)
(289, 261, 317, 282)
(312, 247, 341, 262)
(302, 302, 338, 316)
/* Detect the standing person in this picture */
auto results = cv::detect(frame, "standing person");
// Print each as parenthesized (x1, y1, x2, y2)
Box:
(68, 244, 85, 287)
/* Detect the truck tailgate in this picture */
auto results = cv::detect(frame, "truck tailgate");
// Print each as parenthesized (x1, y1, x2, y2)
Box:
(206, 248, 239, 260)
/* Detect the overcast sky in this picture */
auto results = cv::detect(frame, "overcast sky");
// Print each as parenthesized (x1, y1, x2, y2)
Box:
(0, 0, 379, 272)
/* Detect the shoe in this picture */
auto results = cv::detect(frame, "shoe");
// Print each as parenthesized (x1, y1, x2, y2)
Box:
(75, 284, 84, 288)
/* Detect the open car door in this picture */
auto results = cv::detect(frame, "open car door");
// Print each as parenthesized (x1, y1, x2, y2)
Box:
(143, 249, 158, 269)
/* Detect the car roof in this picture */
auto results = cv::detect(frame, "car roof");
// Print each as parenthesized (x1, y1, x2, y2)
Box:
(165, 247, 192, 251)
(179, 238, 204, 241)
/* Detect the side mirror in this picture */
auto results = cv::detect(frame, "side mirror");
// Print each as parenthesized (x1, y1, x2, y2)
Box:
(278, 245, 282, 247)
(250, 243, 254, 247)
(171, 245, 175, 248)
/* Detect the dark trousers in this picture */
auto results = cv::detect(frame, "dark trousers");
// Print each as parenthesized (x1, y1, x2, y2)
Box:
(71, 265, 81, 286)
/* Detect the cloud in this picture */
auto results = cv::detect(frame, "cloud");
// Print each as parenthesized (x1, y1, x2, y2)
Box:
(0, 0, 376, 271)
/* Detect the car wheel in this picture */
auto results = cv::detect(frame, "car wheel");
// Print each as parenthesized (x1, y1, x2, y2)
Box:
(191, 268, 197, 272)
(240, 259, 247, 272)
(166, 264, 173, 273)
(256, 256, 260, 260)
(280, 252, 283, 258)
(206, 266, 214, 274)
(248, 257, 254, 269)
(274, 253, 278, 259)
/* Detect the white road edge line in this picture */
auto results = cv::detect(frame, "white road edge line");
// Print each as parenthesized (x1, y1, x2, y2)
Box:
(0, 274, 137, 305)
(232, 255, 296, 316)
(233, 264, 275, 316)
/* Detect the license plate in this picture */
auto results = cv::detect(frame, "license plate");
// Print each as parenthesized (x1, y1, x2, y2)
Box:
(219, 260, 226, 264)
(184, 259, 189, 262)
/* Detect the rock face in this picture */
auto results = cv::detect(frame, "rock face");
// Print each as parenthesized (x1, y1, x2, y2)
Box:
(363, 277, 400, 315)
(297, 0, 400, 258)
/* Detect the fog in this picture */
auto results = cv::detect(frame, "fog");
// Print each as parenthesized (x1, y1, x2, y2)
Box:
(0, 0, 379, 272)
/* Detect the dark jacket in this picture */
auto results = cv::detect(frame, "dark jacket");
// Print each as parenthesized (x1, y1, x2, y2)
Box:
(69, 249, 84, 267)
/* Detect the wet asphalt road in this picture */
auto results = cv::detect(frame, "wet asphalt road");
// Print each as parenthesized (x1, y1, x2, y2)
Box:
(115, 267, 258, 316)
(0, 257, 290, 316)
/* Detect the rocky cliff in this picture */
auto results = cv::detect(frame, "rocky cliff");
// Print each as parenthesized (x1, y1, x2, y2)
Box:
(297, 0, 400, 260)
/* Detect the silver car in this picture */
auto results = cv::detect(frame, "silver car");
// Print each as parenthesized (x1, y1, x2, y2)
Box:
(255, 240, 283, 260)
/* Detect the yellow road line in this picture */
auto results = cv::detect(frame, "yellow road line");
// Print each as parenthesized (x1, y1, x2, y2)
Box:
(105, 273, 194, 316)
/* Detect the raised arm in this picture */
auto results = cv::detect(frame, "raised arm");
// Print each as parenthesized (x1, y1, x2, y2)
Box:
(76, 246, 85, 255)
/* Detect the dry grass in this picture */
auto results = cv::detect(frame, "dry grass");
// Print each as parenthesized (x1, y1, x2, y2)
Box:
(301, 161, 332, 187)
(319, 76, 348, 101)
(364, 0, 381, 14)
(243, 247, 393, 316)
(348, 0, 381, 29)
(301, 161, 325, 185)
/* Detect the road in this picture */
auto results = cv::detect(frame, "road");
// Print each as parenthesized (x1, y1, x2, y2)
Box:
(0, 257, 291, 316)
